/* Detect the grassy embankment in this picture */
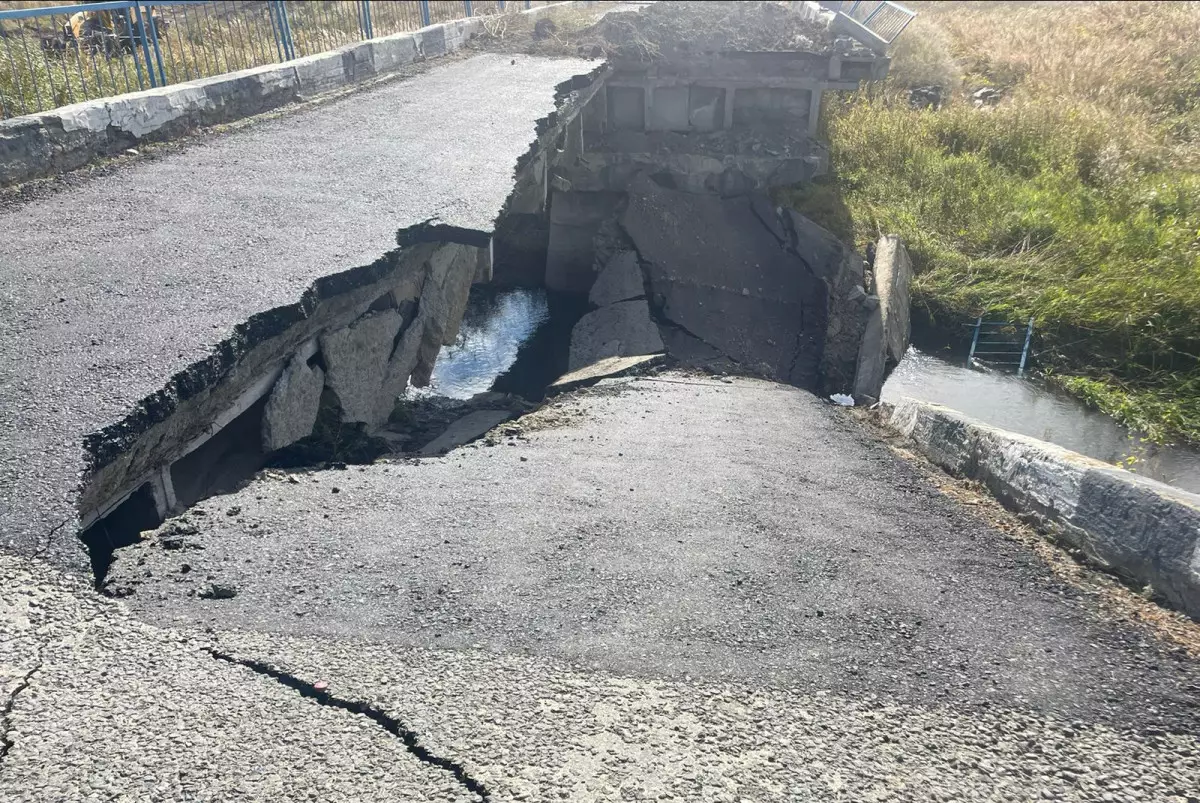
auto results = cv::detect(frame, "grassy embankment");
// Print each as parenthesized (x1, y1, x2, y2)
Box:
(781, 1, 1200, 444)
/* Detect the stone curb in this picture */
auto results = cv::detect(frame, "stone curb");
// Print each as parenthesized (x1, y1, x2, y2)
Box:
(0, 2, 576, 187)
(887, 398, 1200, 620)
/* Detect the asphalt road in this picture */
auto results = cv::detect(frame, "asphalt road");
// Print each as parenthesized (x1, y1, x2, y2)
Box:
(0, 53, 590, 568)
(110, 375, 1200, 737)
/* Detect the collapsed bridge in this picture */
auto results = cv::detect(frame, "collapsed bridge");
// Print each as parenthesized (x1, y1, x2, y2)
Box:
(0, 1, 909, 576)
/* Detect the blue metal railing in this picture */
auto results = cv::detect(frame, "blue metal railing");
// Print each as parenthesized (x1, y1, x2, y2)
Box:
(968, 317, 1036, 377)
(0, 0, 515, 119)
(822, 1, 916, 45)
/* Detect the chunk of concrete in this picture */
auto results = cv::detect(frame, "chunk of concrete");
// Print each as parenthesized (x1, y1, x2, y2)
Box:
(854, 235, 913, 401)
(875, 234, 913, 364)
(380, 312, 425, 405)
(852, 306, 886, 404)
(319, 309, 404, 426)
(620, 175, 827, 387)
(419, 409, 513, 456)
(409, 243, 479, 387)
(550, 354, 662, 392)
(568, 299, 665, 371)
(589, 250, 645, 307)
(261, 354, 325, 452)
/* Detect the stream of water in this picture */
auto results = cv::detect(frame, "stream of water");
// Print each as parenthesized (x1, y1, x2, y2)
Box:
(411, 286, 585, 402)
(883, 347, 1200, 494)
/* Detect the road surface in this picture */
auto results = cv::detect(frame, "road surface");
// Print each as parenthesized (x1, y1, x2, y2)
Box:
(0, 53, 589, 568)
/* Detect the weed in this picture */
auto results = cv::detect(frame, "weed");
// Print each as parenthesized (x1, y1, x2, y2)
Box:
(781, 1, 1200, 443)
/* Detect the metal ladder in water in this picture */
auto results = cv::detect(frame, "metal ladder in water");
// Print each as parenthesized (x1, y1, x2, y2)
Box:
(967, 317, 1035, 377)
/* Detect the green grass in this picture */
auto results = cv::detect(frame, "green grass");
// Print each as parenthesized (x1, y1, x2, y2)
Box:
(780, 2, 1200, 444)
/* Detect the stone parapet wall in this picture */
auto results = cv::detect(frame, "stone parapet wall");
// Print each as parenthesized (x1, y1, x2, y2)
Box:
(889, 398, 1200, 620)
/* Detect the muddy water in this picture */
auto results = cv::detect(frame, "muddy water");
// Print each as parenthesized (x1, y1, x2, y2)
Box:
(883, 347, 1200, 494)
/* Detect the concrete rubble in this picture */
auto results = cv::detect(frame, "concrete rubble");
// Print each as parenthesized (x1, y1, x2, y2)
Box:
(587, 250, 645, 307)
(261, 352, 325, 452)
(320, 309, 406, 426)
(557, 171, 882, 394)
(568, 298, 665, 371)
(854, 233, 913, 403)
(549, 353, 662, 391)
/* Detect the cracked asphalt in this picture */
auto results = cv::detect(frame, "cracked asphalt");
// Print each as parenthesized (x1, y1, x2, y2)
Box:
(0, 553, 480, 802)
(83, 374, 1200, 800)
(0, 52, 590, 569)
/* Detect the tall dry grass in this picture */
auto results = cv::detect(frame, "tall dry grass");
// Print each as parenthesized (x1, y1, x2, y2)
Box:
(784, 1, 1200, 442)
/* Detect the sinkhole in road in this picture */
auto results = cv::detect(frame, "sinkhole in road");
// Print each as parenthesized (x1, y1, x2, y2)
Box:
(87, 278, 587, 586)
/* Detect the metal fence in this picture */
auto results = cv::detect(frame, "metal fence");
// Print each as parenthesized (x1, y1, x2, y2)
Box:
(822, 1, 915, 44)
(0, 0, 553, 119)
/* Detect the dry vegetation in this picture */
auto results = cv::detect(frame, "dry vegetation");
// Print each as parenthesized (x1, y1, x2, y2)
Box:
(473, 1, 844, 61)
(783, 1, 1200, 443)
(0, 1, 496, 117)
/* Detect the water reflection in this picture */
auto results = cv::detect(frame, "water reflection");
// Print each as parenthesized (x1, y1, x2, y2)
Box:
(414, 288, 550, 400)
(882, 347, 1200, 494)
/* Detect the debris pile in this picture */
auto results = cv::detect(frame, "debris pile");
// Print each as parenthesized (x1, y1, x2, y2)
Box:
(476, 1, 871, 60)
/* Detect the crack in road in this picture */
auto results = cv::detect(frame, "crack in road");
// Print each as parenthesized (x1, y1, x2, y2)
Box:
(0, 661, 42, 763)
(205, 649, 490, 800)
(33, 517, 71, 559)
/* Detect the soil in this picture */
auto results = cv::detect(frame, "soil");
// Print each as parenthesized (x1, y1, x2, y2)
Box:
(473, 1, 869, 61)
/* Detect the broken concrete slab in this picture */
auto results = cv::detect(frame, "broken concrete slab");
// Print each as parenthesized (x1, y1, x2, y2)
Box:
(588, 250, 646, 307)
(854, 235, 913, 402)
(410, 244, 480, 388)
(550, 353, 662, 392)
(620, 175, 826, 386)
(320, 309, 404, 426)
(261, 353, 325, 452)
(418, 409, 513, 456)
(568, 298, 665, 371)
(876, 234, 913, 365)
